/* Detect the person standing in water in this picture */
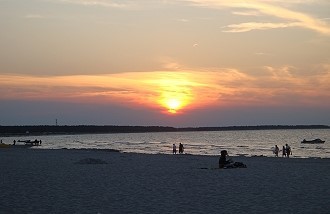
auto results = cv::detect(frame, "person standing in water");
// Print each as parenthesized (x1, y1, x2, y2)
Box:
(285, 144, 292, 158)
(179, 143, 184, 154)
(282, 146, 286, 157)
(274, 145, 280, 157)
(172, 144, 177, 154)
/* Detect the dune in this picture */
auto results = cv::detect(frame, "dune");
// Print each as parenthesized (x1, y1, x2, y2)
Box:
(0, 148, 329, 213)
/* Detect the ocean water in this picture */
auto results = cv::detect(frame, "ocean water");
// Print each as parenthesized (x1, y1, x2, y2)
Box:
(2, 129, 330, 158)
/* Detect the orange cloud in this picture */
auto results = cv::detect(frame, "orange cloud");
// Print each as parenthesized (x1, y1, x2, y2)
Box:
(1, 67, 329, 114)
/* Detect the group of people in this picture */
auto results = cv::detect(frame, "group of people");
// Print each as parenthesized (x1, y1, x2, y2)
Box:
(172, 143, 184, 154)
(12, 139, 42, 146)
(273, 144, 292, 157)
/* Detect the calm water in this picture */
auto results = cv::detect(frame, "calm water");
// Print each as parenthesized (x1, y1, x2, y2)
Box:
(3, 129, 330, 158)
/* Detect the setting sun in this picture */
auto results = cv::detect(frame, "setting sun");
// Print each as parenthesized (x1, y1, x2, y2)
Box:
(152, 73, 197, 114)
(165, 98, 181, 113)
(159, 92, 190, 114)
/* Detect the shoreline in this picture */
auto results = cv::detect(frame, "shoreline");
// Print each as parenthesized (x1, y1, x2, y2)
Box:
(46, 147, 330, 160)
(1, 148, 330, 213)
(2, 146, 330, 159)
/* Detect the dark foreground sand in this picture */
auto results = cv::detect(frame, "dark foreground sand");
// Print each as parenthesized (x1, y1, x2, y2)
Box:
(1, 148, 329, 214)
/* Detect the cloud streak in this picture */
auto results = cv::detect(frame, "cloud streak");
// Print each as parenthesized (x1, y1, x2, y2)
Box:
(49, 1, 330, 34)
(188, 0, 330, 35)
(222, 22, 302, 32)
(232, 10, 261, 16)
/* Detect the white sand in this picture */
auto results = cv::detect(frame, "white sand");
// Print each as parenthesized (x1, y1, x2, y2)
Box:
(1, 148, 329, 214)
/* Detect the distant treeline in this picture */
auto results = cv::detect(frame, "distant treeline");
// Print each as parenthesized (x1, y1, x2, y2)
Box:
(0, 125, 329, 137)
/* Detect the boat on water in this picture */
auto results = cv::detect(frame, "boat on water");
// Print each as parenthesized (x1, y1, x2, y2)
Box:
(301, 138, 325, 144)
(18, 139, 41, 146)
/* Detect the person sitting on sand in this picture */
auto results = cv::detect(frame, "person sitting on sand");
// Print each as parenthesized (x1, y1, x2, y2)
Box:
(219, 150, 232, 168)
(219, 150, 247, 169)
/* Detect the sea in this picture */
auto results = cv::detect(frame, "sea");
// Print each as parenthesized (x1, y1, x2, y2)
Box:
(2, 129, 330, 158)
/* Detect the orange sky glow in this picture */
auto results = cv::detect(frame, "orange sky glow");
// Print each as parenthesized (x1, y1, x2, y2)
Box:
(1, 67, 329, 115)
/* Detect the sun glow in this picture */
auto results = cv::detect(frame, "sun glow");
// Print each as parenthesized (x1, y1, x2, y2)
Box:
(4, 69, 308, 115)
(165, 98, 182, 113)
(152, 74, 197, 114)
(158, 92, 190, 114)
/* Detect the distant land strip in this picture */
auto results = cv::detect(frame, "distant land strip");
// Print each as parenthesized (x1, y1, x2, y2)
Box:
(0, 125, 329, 137)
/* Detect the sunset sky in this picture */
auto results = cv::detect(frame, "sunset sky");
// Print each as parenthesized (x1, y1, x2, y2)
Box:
(1, 0, 330, 126)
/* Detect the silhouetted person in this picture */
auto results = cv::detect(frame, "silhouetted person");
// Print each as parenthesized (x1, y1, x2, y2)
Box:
(282, 146, 286, 157)
(179, 143, 184, 154)
(274, 145, 279, 157)
(219, 150, 247, 168)
(173, 144, 177, 154)
(219, 150, 231, 168)
(13, 140, 16, 145)
(285, 144, 292, 158)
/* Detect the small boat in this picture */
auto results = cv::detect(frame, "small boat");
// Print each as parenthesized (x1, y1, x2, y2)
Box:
(18, 139, 41, 146)
(301, 138, 325, 144)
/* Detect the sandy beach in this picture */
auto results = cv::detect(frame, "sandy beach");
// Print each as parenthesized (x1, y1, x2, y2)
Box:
(1, 148, 329, 214)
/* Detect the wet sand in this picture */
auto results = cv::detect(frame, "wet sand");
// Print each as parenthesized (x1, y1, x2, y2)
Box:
(1, 148, 329, 213)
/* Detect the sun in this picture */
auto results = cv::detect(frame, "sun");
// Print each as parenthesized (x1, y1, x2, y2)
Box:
(166, 98, 182, 113)
(158, 91, 191, 114)
(148, 72, 197, 114)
